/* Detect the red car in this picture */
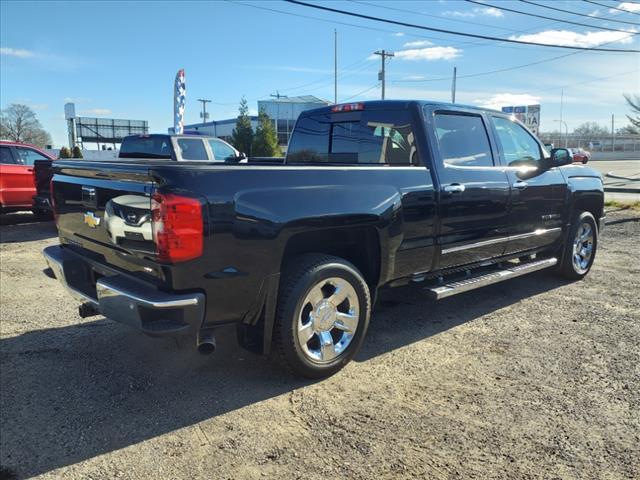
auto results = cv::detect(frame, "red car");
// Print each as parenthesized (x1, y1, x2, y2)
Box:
(570, 148, 591, 164)
(0, 141, 54, 216)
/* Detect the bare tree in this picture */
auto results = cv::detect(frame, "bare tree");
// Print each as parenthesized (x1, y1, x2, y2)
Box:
(572, 122, 609, 138)
(0, 103, 52, 147)
(623, 93, 640, 131)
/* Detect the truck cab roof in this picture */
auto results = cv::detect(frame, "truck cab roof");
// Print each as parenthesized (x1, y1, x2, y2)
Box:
(300, 100, 500, 118)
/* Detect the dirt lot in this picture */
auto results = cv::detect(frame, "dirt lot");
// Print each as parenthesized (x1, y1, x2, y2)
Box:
(1, 209, 638, 480)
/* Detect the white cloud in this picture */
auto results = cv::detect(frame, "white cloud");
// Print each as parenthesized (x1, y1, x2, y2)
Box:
(443, 7, 504, 18)
(395, 46, 461, 61)
(509, 29, 636, 47)
(0, 47, 35, 58)
(80, 108, 112, 116)
(611, 2, 640, 13)
(479, 7, 503, 18)
(474, 93, 542, 111)
(393, 32, 405, 37)
(587, 9, 600, 17)
(403, 40, 433, 48)
(401, 75, 429, 81)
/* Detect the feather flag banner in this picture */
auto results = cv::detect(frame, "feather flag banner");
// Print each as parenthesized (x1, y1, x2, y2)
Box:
(174, 69, 186, 134)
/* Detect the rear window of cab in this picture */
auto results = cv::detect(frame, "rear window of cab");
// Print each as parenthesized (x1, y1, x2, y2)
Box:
(287, 110, 418, 166)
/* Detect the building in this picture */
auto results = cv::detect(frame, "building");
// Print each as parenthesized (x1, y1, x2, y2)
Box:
(257, 95, 330, 145)
(175, 116, 260, 144)
(173, 95, 330, 148)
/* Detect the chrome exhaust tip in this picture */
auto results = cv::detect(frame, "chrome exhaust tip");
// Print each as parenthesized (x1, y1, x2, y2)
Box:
(196, 332, 216, 355)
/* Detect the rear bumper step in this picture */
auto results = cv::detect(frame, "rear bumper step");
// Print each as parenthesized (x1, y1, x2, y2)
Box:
(43, 245, 205, 335)
(426, 257, 558, 300)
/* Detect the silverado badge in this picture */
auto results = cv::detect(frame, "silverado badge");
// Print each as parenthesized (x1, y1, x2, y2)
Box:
(83, 211, 101, 228)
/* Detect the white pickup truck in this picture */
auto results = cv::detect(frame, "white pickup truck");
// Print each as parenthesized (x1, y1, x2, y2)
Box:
(119, 134, 247, 162)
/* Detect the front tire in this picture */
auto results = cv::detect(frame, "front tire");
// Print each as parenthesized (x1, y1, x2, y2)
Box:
(558, 211, 598, 280)
(274, 254, 371, 378)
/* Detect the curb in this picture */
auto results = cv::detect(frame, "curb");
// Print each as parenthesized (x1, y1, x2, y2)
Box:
(606, 172, 640, 182)
(604, 187, 640, 194)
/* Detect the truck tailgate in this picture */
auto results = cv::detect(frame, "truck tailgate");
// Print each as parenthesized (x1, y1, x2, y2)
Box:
(52, 160, 157, 278)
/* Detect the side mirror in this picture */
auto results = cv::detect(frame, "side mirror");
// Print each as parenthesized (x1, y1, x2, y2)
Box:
(237, 152, 247, 160)
(550, 148, 572, 167)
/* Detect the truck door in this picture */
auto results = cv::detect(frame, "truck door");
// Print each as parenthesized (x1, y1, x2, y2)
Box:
(488, 115, 565, 254)
(426, 108, 511, 269)
(0, 145, 36, 208)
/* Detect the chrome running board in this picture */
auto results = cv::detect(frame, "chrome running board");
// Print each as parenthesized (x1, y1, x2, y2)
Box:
(426, 257, 558, 300)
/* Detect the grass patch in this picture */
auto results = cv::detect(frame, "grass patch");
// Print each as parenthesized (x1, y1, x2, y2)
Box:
(605, 200, 640, 212)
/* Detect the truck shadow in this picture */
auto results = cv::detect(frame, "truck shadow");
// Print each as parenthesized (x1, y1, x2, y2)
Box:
(0, 272, 568, 478)
(0, 213, 56, 243)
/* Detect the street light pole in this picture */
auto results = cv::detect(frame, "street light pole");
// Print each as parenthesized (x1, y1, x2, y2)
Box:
(554, 119, 568, 147)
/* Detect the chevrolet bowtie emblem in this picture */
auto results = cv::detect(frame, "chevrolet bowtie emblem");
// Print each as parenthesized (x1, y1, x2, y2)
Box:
(83, 211, 101, 228)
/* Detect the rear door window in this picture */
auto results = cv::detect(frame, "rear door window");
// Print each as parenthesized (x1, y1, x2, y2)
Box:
(287, 110, 417, 165)
(177, 138, 208, 161)
(434, 113, 494, 167)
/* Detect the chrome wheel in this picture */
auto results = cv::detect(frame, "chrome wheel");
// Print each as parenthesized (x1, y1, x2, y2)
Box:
(296, 277, 360, 364)
(572, 222, 594, 274)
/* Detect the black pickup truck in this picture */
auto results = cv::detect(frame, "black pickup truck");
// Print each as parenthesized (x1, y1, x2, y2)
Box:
(43, 101, 604, 378)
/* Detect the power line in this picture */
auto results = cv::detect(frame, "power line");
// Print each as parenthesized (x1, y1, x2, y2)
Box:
(284, 0, 638, 52)
(350, 0, 554, 33)
(392, 36, 637, 84)
(583, 0, 640, 16)
(341, 84, 380, 102)
(466, 0, 638, 32)
(229, 0, 482, 49)
(348, 0, 621, 49)
(520, 0, 640, 26)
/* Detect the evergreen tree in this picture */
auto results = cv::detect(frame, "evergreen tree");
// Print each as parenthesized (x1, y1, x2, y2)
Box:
(252, 108, 280, 157)
(72, 146, 83, 158)
(231, 97, 254, 155)
(58, 146, 71, 158)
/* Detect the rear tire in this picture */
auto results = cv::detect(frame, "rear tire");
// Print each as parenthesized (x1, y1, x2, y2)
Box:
(274, 254, 371, 378)
(557, 211, 598, 280)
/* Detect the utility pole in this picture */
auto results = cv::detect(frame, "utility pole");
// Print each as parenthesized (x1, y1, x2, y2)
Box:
(197, 98, 211, 123)
(451, 66, 457, 104)
(334, 29, 338, 104)
(374, 50, 394, 100)
(270, 91, 288, 146)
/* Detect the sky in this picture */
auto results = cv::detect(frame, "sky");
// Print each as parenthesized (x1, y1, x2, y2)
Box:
(1, 0, 639, 147)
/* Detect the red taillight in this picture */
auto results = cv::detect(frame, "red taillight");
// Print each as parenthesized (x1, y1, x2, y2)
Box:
(331, 102, 365, 113)
(151, 193, 203, 263)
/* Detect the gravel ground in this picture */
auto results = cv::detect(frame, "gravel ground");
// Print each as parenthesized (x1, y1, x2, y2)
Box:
(1, 209, 638, 480)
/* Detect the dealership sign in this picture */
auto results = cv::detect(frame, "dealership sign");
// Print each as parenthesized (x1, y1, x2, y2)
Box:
(501, 104, 540, 136)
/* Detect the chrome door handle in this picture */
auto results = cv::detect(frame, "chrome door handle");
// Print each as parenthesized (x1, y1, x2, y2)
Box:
(513, 180, 528, 189)
(443, 183, 465, 193)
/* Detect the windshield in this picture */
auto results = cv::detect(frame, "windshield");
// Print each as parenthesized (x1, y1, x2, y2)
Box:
(119, 136, 172, 159)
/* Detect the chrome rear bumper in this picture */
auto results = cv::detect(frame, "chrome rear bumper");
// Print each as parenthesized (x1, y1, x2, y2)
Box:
(43, 245, 205, 335)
